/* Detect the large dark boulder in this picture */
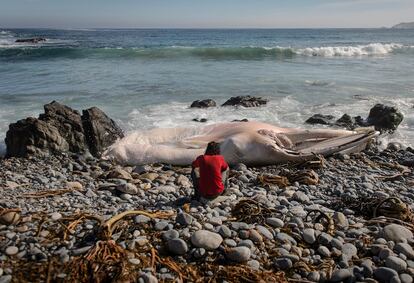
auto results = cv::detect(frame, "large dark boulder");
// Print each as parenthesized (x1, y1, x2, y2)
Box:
(366, 104, 404, 133)
(39, 101, 87, 152)
(305, 114, 335, 125)
(335, 114, 356, 130)
(82, 107, 124, 157)
(5, 101, 124, 158)
(222, 96, 268, 107)
(5, 117, 69, 157)
(305, 104, 403, 133)
(190, 99, 216, 108)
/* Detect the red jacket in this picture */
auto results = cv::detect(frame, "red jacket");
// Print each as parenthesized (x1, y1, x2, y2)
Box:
(192, 155, 229, 198)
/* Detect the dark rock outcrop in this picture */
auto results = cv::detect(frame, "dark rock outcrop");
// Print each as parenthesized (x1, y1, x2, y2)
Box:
(192, 118, 208, 123)
(15, 37, 46, 44)
(5, 118, 69, 157)
(365, 104, 404, 133)
(190, 99, 216, 108)
(222, 96, 268, 107)
(39, 101, 87, 153)
(232, 119, 249, 122)
(334, 114, 356, 129)
(305, 114, 335, 125)
(5, 101, 124, 158)
(82, 107, 125, 157)
(305, 104, 403, 133)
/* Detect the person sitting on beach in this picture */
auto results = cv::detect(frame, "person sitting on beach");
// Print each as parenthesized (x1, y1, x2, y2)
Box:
(191, 141, 229, 200)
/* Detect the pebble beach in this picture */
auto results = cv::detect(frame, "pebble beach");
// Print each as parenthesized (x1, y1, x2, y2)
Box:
(1, 142, 413, 282)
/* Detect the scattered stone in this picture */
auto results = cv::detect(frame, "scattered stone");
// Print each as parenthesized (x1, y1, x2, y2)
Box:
(333, 212, 349, 229)
(134, 215, 151, 224)
(176, 212, 193, 226)
(72, 246, 92, 256)
(400, 274, 413, 283)
(117, 183, 139, 195)
(218, 225, 232, 238)
(308, 271, 320, 282)
(274, 258, 293, 270)
(190, 99, 217, 108)
(167, 239, 188, 255)
(318, 246, 331, 257)
(140, 172, 159, 181)
(395, 243, 414, 259)
(191, 230, 223, 250)
(108, 168, 132, 180)
(140, 273, 158, 283)
(303, 228, 316, 244)
(0, 275, 12, 283)
(342, 243, 358, 259)
(5, 246, 18, 256)
(50, 212, 62, 221)
(249, 229, 263, 243)
(247, 260, 260, 270)
(162, 230, 179, 241)
(335, 114, 356, 129)
(386, 256, 408, 272)
(66, 181, 83, 190)
(374, 267, 399, 283)
(330, 269, 352, 282)
(256, 225, 273, 240)
(221, 96, 268, 107)
(155, 221, 169, 231)
(128, 258, 140, 265)
(305, 114, 335, 125)
(0, 211, 20, 225)
(266, 218, 284, 228)
(226, 246, 251, 263)
(382, 224, 413, 243)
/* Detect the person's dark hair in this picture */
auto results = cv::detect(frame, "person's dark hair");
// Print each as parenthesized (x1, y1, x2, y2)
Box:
(205, 141, 221, 155)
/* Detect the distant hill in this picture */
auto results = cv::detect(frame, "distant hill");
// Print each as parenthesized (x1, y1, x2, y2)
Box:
(392, 22, 414, 29)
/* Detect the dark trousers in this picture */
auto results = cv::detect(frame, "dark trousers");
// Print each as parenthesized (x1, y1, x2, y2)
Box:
(191, 168, 229, 200)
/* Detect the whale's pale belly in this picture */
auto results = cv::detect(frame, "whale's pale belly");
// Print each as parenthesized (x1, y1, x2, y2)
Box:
(103, 122, 378, 166)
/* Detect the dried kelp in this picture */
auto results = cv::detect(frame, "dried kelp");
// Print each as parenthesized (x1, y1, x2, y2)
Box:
(231, 199, 277, 224)
(329, 195, 414, 224)
(257, 169, 320, 188)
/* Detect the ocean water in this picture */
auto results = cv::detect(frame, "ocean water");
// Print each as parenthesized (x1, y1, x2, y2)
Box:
(0, 28, 413, 154)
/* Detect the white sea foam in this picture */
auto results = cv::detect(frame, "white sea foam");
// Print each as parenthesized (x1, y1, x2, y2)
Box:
(120, 96, 413, 150)
(0, 37, 78, 49)
(296, 43, 403, 57)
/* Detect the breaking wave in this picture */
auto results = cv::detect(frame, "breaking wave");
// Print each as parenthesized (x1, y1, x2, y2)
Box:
(296, 43, 405, 57)
(0, 43, 412, 61)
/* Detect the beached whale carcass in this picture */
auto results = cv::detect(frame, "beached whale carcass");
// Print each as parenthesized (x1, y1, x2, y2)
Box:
(103, 121, 379, 166)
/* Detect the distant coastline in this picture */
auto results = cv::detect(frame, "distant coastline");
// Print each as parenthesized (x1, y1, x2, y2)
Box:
(392, 22, 414, 29)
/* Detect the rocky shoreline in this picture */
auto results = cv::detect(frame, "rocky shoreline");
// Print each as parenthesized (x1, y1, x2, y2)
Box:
(0, 142, 413, 282)
(1, 99, 413, 283)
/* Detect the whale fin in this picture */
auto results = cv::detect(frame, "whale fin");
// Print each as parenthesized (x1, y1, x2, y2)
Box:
(298, 130, 379, 156)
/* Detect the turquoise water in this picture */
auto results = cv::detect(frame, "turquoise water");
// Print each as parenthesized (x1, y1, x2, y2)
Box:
(0, 28, 413, 152)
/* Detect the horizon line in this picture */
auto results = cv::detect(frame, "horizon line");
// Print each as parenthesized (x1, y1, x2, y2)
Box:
(1, 26, 394, 30)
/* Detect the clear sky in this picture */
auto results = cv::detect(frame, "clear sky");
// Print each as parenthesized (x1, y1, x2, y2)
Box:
(1, 0, 413, 29)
